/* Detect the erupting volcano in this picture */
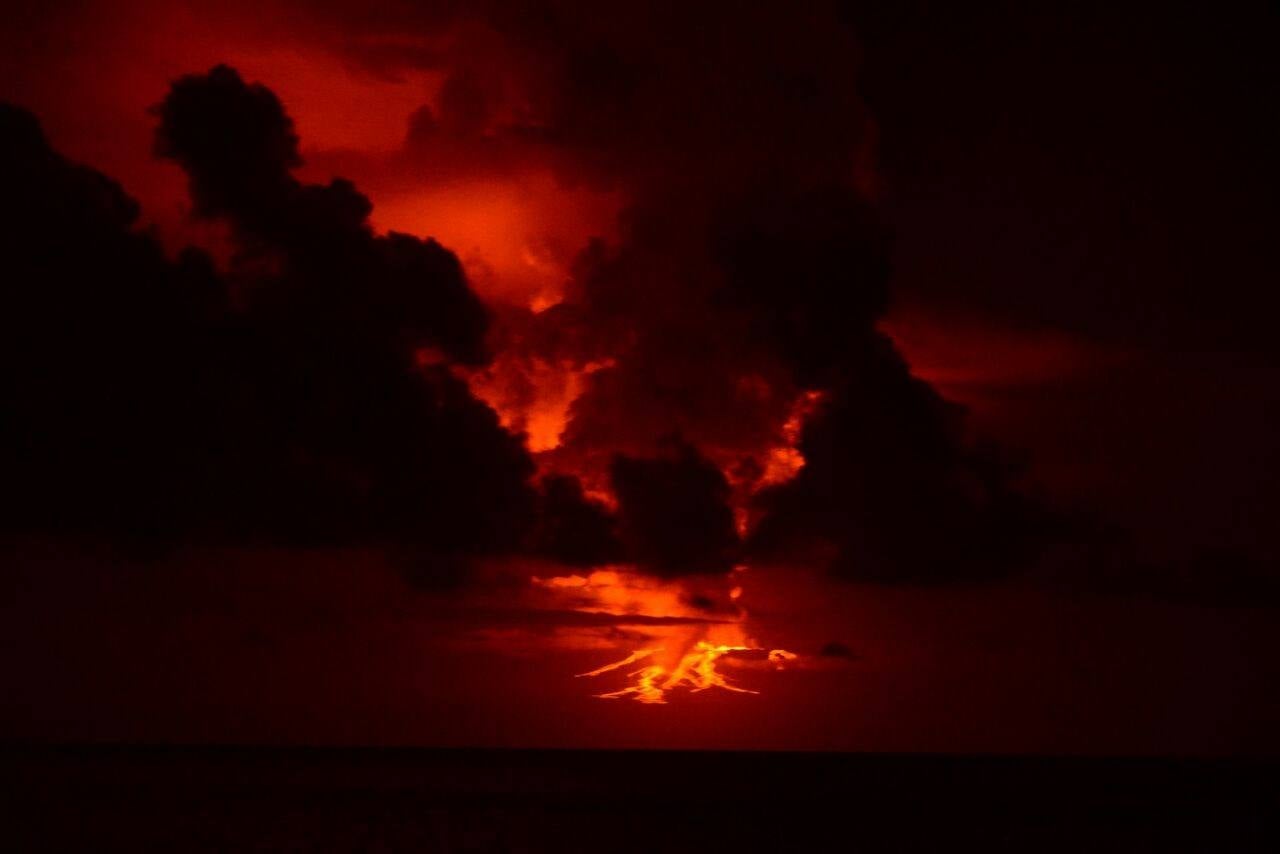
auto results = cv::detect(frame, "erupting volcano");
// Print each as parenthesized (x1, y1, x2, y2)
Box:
(0, 0, 1051, 724)
(533, 565, 797, 703)
(505, 362, 820, 703)
(581, 643, 799, 704)
(1, 0, 1277, 776)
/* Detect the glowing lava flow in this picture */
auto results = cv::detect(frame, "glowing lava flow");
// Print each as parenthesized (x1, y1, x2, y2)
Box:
(578, 641, 794, 704)
(525, 388, 826, 704)
(542, 568, 797, 704)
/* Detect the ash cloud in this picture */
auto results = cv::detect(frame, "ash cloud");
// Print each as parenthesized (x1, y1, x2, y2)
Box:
(2, 3, 1049, 585)
(610, 440, 739, 578)
(528, 474, 622, 568)
(154, 65, 490, 366)
(749, 338, 1045, 582)
(0, 101, 227, 546)
(0, 78, 539, 569)
(319, 1, 1045, 581)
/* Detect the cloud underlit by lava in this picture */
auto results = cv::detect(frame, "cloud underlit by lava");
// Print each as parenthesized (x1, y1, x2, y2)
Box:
(0, 1, 1047, 584)
(323, 0, 1046, 581)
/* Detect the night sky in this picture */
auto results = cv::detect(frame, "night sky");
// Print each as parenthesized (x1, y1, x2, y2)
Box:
(1, 1, 1277, 754)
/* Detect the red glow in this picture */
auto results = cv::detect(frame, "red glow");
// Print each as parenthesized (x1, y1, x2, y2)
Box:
(879, 309, 1117, 395)
(369, 174, 623, 310)
(463, 357, 614, 453)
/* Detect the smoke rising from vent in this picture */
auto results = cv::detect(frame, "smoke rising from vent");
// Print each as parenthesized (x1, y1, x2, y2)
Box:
(0, 3, 1041, 584)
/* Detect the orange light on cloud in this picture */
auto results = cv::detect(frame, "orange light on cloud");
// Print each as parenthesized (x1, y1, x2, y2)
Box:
(371, 173, 622, 310)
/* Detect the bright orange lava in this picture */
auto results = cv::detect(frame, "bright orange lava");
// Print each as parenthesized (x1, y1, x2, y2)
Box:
(578, 641, 795, 704)
(516, 386, 823, 705)
(534, 567, 795, 704)
(463, 356, 614, 452)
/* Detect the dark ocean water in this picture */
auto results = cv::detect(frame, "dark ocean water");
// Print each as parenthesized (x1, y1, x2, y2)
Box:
(5, 746, 1277, 851)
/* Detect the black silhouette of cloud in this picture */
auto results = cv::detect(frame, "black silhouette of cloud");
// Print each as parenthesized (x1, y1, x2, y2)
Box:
(610, 440, 739, 577)
(0, 84, 537, 570)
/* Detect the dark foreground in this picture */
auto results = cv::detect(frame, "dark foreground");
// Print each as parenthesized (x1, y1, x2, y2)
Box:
(4, 746, 1277, 852)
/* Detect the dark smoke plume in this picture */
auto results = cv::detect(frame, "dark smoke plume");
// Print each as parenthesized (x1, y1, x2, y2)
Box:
(0, 85, 538, 569)
(610, 440, 739, 577)
(2, 1, 1048, 584)
(319, 1, 1044, 581)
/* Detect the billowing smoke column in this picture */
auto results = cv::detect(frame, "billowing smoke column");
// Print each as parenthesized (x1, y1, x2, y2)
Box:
(0, 4, 1042, 591)
(384, 1, 1044, 581)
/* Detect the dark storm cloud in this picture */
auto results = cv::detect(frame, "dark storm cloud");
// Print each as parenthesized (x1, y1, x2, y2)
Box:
(0, 83, 539, 568)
